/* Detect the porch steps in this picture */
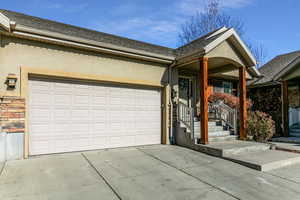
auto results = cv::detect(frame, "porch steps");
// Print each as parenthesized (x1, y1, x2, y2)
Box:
(225, 149, 300, 171)
(191, 140, 300, 171)
(289, 123, 300, 137)
(176, 122, 300, 171)
(193, 120, 232, 139)
(270, 142, 300, 154)
(208, 135, 238, 143)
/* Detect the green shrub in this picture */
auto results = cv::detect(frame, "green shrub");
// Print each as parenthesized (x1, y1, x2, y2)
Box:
(247, 111, 275, 142)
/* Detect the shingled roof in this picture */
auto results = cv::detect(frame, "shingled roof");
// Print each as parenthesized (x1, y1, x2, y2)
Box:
(175, 27, 229, 57)
(249, 50, 300, 86)
(0, 9, 175, 57)
(0, 9, 257, 71)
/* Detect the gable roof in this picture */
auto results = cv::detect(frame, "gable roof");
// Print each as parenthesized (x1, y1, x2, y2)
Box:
(0, 9, 258, 75)
(249, 50, 300, 86)
(175, 27, 228, 57)
(175, 27, 257, 69)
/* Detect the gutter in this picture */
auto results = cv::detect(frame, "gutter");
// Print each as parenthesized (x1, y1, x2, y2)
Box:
(248, 66, 262, 78)
(5, 22, 175, 64)
(168, 61, 177, 144)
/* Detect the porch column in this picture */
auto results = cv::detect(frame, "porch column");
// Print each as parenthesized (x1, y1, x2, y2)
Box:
(282, 80, 289, 137)
(200, 57, 208, 144)
(239, 67, 247, 140)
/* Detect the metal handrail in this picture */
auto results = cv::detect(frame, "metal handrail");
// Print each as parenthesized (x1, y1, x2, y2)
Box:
(178, 102, 194, 139)
(209, 101, 237, 134)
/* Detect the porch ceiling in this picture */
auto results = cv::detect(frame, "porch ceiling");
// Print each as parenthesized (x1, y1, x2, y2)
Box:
(178, 58, 237, 71)
(177, 58, 252, 79)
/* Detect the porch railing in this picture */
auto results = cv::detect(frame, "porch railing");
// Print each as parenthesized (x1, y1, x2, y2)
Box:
(178, 102, 194, 139)
(209, 101, 237, 134)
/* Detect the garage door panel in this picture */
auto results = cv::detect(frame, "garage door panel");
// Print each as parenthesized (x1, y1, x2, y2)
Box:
(30, 93, 52, 105)
(30, 124, 51, 135)
(29, 78, 161, 155)
(92, 96, 107, 105)
(73, 95, 90, 105)
(135, 134, 160, 145)
(53, 94, 72, 105)
(109, 136, 135, 148)
(53, 109, 71, 120)
(53, 81, 72, 90)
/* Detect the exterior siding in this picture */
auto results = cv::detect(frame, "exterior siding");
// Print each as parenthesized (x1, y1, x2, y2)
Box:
(0, 35, 170, 158)
(0, 35, 169, 96)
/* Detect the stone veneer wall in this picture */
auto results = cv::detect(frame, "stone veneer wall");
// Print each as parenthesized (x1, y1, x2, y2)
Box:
(248, 85, 282, 136)
(0, 96, 25, 133)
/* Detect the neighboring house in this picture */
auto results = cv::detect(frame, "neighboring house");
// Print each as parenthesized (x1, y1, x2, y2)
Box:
(249, 51, 300, 137)
(0, 9, 259, 160)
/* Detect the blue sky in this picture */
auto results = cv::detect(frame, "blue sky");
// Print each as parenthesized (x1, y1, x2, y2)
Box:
(1, 0, 300, 64)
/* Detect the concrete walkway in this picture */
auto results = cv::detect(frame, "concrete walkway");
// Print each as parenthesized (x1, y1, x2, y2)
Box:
(1, 145, 300, 200)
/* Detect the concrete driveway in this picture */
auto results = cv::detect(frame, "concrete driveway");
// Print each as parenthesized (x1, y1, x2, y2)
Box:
(1, 145, 300, 200)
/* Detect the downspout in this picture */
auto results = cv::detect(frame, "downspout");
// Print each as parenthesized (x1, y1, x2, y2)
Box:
(168, 61, 177, 144)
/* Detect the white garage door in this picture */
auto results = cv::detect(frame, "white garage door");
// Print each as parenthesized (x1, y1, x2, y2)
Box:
(28, 77, 161, 155)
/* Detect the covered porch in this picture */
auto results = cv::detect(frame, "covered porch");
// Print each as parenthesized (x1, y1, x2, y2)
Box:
(170, 27, 259, 145)
(281, 75, 300, 137)
(273, 55, 300, 137)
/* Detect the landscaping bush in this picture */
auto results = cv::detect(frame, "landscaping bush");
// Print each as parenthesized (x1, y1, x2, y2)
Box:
(247, 111, 275, 142)
(208, 92, 252, 109)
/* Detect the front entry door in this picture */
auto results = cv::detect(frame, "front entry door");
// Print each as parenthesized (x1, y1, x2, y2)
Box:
(179, 77, 193, 107)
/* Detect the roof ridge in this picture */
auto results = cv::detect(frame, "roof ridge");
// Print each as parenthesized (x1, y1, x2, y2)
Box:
(176, 26, 227, 50)
(277, 50, 300, 57)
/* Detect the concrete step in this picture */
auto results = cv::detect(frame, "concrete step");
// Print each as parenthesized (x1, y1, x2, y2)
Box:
(194, 126, 224, 132)
(270, 142, 300, 153)
(290, 132, 300, 137)
(221, 141, 271, 157)
(193, 140, 271, 157)
(224, 150, 300, 171)
(208, 135, 238, 142)
(193, 129, 231, 137)
(209, 131, 231, 137)
(194, 121, 221, 127)
(271, 137, 300, 144)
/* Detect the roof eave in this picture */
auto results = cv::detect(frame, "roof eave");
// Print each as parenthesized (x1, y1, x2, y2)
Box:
(0, 12, 17, 32)
(0, 15, 175, 64)
(12, 24, 175, 63)
(248, 80, 281, 88)
(203, 28, 257, 68)
(273, 56, 300, 81)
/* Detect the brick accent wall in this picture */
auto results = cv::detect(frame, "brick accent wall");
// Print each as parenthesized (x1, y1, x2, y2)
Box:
(0, 96, 25, 133)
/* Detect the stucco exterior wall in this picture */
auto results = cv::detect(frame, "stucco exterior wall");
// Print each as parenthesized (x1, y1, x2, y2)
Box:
(0, 35, 169, 96)
(206, 40, 247, 68)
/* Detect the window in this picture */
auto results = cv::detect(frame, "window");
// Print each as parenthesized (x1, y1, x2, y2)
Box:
(223, 81, 233, 94)
(213, 80, 223, 93)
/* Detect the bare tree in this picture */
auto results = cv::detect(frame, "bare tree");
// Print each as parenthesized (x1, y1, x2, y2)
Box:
(178, 0, 266, 66)
(246, 42, 268, 67)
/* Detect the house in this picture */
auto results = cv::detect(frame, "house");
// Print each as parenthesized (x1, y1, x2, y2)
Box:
(248, 51, 300, 138)
(0, 9, 259, 160)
